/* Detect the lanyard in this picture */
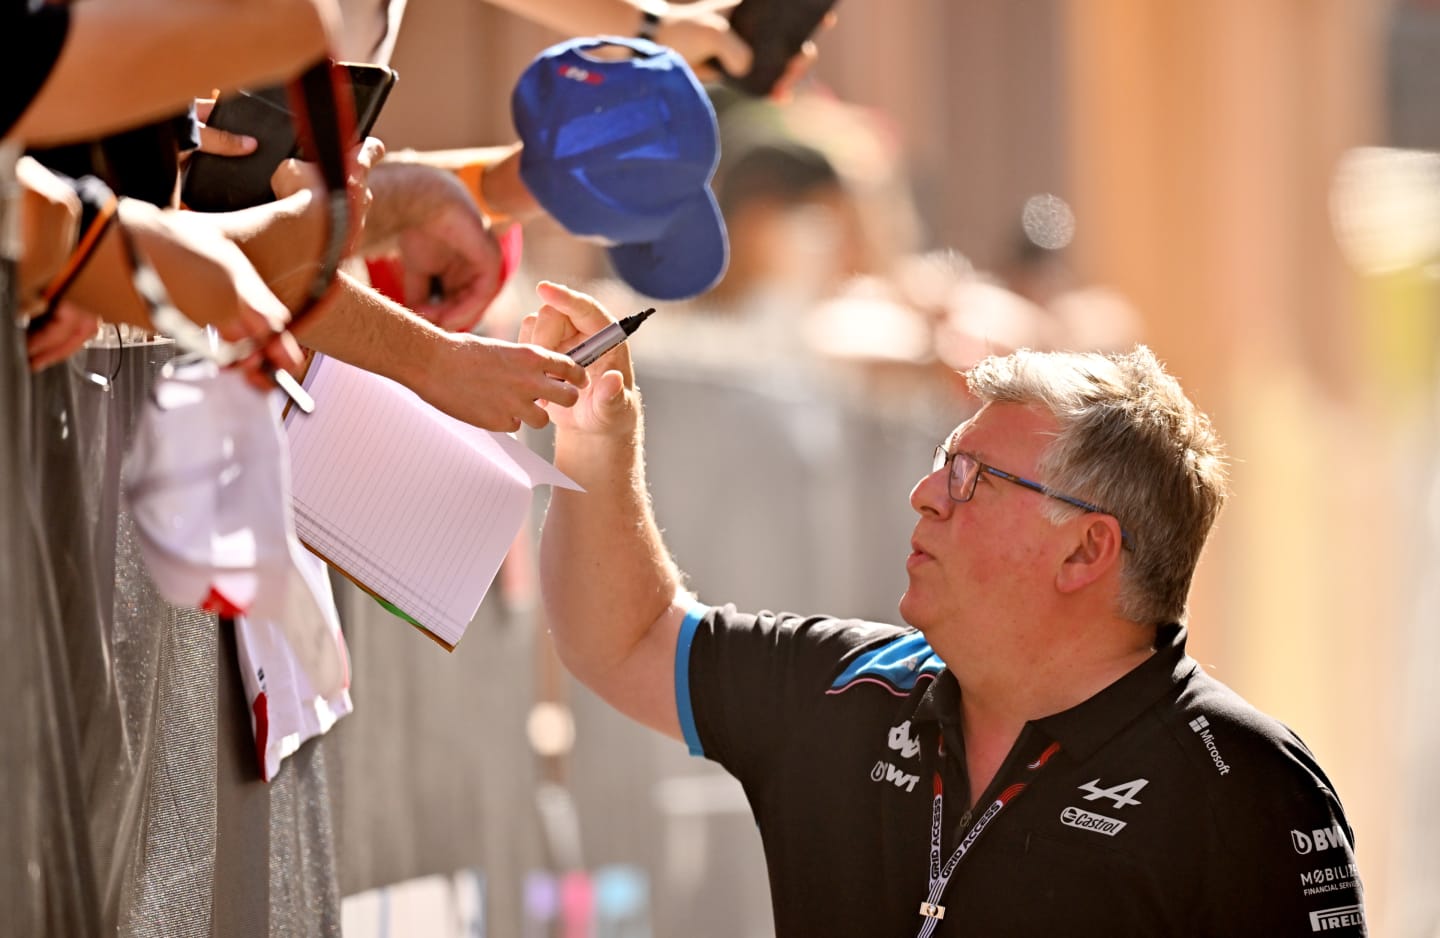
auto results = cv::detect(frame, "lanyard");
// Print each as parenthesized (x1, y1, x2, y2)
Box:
(914, 737, 1061, 938)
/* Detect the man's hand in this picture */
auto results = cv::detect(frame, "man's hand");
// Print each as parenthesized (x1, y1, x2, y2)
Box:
(113, 202, 305, 389)
(192, 97, 259, 159)
(26, 301, 102, 372)
(518, 280, 638, 437)
(270, 134, 385, 249)
(649, 0, 752, 81)
(362, 161, 504, 332)
(644, 0, 828, 99)
(410, 329, 589, 433)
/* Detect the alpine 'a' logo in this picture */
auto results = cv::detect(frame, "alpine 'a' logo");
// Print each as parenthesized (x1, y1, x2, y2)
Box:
(1077, 777, 1148, 808)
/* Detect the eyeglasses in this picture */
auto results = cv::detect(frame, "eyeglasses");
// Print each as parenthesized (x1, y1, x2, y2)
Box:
(931, 445, 1136, 551)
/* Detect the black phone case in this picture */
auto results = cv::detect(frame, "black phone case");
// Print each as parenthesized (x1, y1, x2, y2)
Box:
(721, 0, 839, 97)
(182, 63, 396, 212)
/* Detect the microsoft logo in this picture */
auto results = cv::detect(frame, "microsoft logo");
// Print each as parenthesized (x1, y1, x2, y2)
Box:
(1189, 716, 1210, 733)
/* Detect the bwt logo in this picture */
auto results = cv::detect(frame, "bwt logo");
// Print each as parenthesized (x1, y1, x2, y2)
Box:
(1292, 824, 1348, 855)
(1308, 904, 1364, 932)
(557, 64, 604, 85)
(871, 760, 920, 793)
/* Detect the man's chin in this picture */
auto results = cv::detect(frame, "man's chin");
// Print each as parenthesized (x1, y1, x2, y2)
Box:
(897, 591, 924, 630)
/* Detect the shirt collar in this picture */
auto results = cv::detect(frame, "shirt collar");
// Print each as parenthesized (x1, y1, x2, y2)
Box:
(913, 624, 1198, 762)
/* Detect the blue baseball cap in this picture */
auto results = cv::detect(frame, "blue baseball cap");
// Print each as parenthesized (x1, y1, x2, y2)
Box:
(513, 36, 729, 301)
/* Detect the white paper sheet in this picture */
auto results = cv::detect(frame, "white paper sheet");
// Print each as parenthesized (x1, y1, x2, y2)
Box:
(283, 354, 581, 648)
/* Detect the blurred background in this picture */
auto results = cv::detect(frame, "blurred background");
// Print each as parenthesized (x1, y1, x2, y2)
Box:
(338, 1, 1440, 935)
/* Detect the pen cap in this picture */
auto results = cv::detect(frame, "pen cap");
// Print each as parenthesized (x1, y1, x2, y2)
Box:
(513, 36, 729, 301)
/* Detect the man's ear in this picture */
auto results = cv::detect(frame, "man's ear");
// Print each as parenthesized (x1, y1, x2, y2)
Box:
(1055, 515, 1124, 594)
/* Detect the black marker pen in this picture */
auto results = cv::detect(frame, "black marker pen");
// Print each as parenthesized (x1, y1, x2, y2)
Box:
(563, 307, 655, 366)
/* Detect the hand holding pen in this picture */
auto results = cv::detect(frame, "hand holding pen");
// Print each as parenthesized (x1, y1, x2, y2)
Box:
(519, 281, 652, 433)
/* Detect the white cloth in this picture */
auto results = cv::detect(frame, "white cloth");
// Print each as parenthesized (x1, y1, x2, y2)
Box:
(124, 359, 347, 696)
(234, 546, 352, 782)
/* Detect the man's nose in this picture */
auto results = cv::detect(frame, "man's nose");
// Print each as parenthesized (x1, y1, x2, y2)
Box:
(910, 465, 953, 517)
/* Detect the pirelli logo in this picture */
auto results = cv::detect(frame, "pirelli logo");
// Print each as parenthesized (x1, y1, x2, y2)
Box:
(1309, 904, 1363, 931)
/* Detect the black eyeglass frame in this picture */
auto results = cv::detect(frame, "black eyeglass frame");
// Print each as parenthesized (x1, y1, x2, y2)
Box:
(931, 445, 1136, 551)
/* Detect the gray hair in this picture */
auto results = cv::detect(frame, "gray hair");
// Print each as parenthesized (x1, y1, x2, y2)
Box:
(965, 346, 1228, 625)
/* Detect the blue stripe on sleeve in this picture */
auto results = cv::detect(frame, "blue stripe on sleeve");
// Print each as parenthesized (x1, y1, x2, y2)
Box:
(674, 603, 709, 757)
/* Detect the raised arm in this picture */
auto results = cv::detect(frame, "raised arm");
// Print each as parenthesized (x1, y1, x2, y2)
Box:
(524, 280, 690, 740)
(482, 0, 752, 79)
(11, 0, 339, 146)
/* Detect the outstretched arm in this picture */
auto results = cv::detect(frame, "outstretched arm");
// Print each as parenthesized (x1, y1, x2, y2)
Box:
(524, 280, 689, 740)
(482, 0, 752, 79)
(292, 272, 587, 432)
(12, 0, 339, 146)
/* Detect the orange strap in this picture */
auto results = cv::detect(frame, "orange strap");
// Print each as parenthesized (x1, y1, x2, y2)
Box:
(41, 193, 118, 306)
(456, 160, 510, 225)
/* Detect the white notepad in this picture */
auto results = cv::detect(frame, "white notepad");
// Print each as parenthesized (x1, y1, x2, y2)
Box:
(283, 354, 581, 648)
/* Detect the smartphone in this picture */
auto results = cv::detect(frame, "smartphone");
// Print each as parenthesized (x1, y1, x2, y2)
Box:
(182, 61, 397, 212)
(719, 0, 839, 97)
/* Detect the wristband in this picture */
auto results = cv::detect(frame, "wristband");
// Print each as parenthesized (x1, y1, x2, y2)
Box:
(638, 8, 661, 41)
(457, 160, 510, 224)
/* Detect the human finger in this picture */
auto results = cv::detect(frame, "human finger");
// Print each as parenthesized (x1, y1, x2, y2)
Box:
(527, 343, 590, 390)
(270, 157, 322, 200)
(534, 281, 617, 339)
(539, 375, 582, 408)
(771, 39, 819, 102)
(354, 136, 386, 172)
(529, 303, 581, 353)
(196, 123, 257, 157)
(704, 18, 753, 79)
(518, 399, 552, 429)
(229, 346, 275, 392)
(261, 330, 305, 378)
(27, 303, 99, 371)
(434, 268, 502, 333)
(517, 313, 538, 345)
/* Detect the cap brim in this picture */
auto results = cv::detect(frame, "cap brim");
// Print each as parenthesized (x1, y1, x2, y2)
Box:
(607, 189, 729, 301)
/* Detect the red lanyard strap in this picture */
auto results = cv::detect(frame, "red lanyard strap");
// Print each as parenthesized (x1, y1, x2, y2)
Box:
(915, 739, 1061, 938)
(282, 58, 357, 328)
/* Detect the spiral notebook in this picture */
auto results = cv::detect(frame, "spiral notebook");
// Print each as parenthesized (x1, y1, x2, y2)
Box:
(282, 354, 581, 649)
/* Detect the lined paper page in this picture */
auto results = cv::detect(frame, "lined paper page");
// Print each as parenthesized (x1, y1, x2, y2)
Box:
(285, 356, 536, 647)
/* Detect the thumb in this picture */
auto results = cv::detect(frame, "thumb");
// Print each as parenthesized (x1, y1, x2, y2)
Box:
(710, 27, 753, 78)
(588, 370, 631, 425)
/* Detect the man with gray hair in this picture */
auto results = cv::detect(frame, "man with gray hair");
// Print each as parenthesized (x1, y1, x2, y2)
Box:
(530, 280, 1366, 936)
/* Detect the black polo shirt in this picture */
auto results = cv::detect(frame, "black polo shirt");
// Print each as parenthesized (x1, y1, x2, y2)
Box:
(2, 0, 70, 139)
(678, 604, 1367, 937)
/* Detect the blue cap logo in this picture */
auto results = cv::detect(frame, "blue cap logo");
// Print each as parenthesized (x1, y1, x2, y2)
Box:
(513, 36, 729, 301)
